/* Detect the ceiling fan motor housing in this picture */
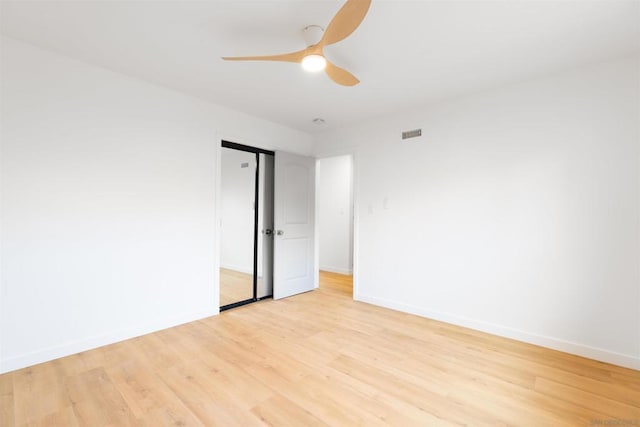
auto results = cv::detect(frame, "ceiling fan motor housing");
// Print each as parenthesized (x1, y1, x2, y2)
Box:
(302, 25, 325, 47)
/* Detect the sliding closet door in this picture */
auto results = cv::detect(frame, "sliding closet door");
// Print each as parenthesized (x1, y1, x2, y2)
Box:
(219, 147, 256, 307)
(257, 153, 274, 299)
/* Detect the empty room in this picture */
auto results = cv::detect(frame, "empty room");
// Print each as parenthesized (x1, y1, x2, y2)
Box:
(1, 0, 639, 425)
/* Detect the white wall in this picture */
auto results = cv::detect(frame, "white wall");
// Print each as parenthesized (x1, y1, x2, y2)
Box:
(0, 36, 313, 373)
(314, 56, 640, 369)
(317, 155, 353, 274)
(220, 148, 255, 274)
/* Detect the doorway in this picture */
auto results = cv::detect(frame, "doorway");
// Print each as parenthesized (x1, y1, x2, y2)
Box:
(219, 141, 274, 311)
(316, 154, 354, 296)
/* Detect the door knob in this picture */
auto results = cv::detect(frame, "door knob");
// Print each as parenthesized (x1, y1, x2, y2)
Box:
(276, 230, 284, 236)
(264, 229, 273, 235)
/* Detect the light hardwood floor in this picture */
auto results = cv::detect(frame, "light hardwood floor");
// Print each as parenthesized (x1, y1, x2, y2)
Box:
(1, 271, 639, 426)
(219, 268, 254, 307)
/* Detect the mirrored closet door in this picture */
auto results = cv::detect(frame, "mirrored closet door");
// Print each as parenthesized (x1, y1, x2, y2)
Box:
(219, 141, 274, 310)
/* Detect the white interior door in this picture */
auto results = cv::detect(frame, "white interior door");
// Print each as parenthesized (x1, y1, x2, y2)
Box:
(273, 151, 316, 299)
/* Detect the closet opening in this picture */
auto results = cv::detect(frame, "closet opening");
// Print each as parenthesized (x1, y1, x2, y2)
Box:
(219, 140, 274, 311)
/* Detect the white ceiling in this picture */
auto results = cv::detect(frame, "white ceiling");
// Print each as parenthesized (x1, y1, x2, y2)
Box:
(1, 0, 639, 133)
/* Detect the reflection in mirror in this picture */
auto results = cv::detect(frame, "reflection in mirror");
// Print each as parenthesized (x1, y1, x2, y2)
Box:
(220, 147, 256, 307)
(257, 153, 274, 298)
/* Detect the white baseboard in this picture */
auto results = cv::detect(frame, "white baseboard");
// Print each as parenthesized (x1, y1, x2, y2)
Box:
(0, 308, 218, 374)
(319, 266, 353, 275)
(355, 293, 640, 371)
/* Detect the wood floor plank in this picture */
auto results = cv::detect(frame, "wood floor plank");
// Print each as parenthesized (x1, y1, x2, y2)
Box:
(0, 391, 14, 427)
(318, 365, 459, 427)
(1, 270, 638, 426)
(65, 367, 138, 426)
(328, 353, 501, 426)
(535, 364, 640, 408)
(23, 406, 80, 427)
(251, 394, 328, 427)
(12, 364, 73, 425)
(196, 354, 276, 411)
(293, 373, 395, 426)
(246, 362, 386, 426)
(303, 371, 453, 426)
(157, 361, 266, 427)
(0, 372, 13, 395)
(401, 346, 613, 425)
(534, 376, 640, 420)
(105, 357, 201, 425)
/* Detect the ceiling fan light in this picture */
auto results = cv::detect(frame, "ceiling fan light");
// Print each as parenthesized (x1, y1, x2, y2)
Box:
(301, 54, 327, 72)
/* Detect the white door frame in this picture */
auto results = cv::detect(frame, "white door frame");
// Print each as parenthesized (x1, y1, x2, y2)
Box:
(314, 149, 359, 300)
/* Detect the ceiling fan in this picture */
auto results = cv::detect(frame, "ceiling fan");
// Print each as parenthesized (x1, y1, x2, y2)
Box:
(222, 0, 371, 86)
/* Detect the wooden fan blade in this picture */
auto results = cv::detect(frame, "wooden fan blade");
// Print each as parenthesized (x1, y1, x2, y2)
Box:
(222, 48, 309, 63)
(325, 60, 360, 86)
(321, 0, 371, 47)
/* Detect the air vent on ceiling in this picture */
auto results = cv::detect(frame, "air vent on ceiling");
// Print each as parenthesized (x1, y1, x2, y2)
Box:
(241, 162, 249, 168)
(402, 129, 422, 140)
